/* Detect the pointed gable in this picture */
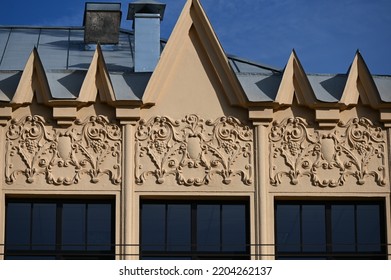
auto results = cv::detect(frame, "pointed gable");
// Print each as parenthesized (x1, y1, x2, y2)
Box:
(141, 0, 247, 119)
(275, 50, 317, 107)
(340, 51, 383, 109)
(11, 48, 51, 105)
(78, 44, 116, 105)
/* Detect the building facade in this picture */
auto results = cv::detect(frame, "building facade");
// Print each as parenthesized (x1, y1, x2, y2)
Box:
(0, 0, 390, 259)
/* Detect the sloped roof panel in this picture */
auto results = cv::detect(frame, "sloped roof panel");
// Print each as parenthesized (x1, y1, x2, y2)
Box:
(67, 29, 94, 70)
(0, 28, 39, 70)
(236, 73, 281, 102)
(46, 70, 85, 99)
(102, 33, 134, 72)
(0, 29, 11, 65)
(38, 29, 70, 70)
(0, 71, 21, 101)
(307, 74, 347, 103)
(109, 72, 151, 101)
(374, 76, 391, 102)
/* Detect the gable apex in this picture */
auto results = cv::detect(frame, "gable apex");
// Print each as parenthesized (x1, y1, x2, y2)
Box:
(77, 44, 116, 105)
(341, 51, 384, 109)
(275, 50, 317, 107)
(11, 48, 51, 106)
(141, 0, 247, 108)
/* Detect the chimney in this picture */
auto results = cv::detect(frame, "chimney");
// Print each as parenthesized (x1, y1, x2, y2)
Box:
(127, 0, 166, 72)
(83, 2, 122, 45)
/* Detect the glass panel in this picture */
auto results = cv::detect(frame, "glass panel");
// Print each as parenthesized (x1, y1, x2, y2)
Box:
(32, 203, 56, 250)
(197, 204, 220, 252)
(167, 204, 191, 251)
(142, 256, 192, 260)
(331, 205, 355, 252)
(6, 255, 56, 260)
(141, 204, 165, 251)
(222, 204, 246, 252)
(6, 203, 31, 250)
(357, 204, 381, 252)
(87, 203, 112, 251)
(302, 205, 326, 252)
(62, 203, 86, 251)
(276, 204, 300, 253)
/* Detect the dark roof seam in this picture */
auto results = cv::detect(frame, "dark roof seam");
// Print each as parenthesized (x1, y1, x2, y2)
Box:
(230, 60, 240, 73)
(128, 34, 134, 66)
(66, 28, 70, 70)
(36, 28, 42, 50)
(0, 28, 12, 67)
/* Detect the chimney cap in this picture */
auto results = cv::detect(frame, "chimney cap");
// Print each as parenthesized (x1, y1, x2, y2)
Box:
(127, 0, 166, 20)
(83, 2, 122, 25)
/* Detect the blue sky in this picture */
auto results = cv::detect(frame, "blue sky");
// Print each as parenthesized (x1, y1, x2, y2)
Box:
(0, 0, 390, 75)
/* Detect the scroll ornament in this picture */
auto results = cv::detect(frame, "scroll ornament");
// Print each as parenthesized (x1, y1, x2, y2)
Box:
(269, 117, 386, 187)
(135, 114, 253, 186)
(5, 115, 121, 185)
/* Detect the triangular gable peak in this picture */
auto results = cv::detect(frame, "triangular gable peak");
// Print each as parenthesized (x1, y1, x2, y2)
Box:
(340, 52, 383, 109)
(11, 48, 51, 106)
(275, 50, 318, 108)
(78, 44, 116, 105)
(141, 0, 247, 112)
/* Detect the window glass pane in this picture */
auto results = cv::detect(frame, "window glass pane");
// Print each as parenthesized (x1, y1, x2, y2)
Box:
(6, 255, 56, 260)
(87, 203, 112, 251)
(197, 204, 220, 252)
(331, 205, 355, 252)
(167, 204, 191, 251)
(32, 203, 56, 250)
(141, 204, 165, 251)
(62, 203, 86, 251)
(222, 204, 246, 252)
(302, 205, 326, 252)
(6, 203, 31, 250)
(357, 204, 381, 252)
(276, 204, 300, 253)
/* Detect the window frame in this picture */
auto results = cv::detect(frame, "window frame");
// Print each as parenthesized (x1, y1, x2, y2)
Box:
(274, 199, 387, 260)
(4, 198, 116, 260)
(140, 199, 250, 260)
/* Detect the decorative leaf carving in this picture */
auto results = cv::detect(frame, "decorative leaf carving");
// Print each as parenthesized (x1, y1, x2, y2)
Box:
(269, 117, 386, 187)
(135, 114, 253, 186)
(5, 115, 121, 185)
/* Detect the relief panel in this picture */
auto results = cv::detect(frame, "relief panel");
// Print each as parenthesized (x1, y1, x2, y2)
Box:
(135, 114, 253, 186)
(5, 115, 121, 185)
(269, 117, 386, 187)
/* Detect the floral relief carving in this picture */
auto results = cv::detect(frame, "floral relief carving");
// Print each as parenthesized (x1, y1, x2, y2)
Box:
(135, 114, 253, 186)
(5, 115, 121, 185)
(269, 117, 386, 187)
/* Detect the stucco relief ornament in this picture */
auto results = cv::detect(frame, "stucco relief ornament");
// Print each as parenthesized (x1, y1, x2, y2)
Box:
(269, 117, 386, 187)
(5, 115, 121, 185)
(269, 117, 319, 186)
(135, 114, 253, 186)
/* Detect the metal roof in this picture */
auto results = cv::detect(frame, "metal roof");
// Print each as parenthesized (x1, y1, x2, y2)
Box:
(307, 74, 347, 103)
(373, 76, 391, 102)
(0, 26, 390, 104)
(0, 27, 135, 72)
(236, 73, 281, 102)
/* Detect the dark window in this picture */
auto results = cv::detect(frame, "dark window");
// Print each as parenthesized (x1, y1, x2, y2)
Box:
(5, 199, 115, 260)
(140, 200, 249, 260)
(275, 200, 387, 259)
